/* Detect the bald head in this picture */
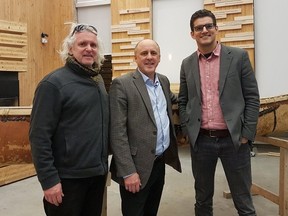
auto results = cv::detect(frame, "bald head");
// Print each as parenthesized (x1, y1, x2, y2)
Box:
(134, 39, 160, 56)
(133, 39, 161, 80)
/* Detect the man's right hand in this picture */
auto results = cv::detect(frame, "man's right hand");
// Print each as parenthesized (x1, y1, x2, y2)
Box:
(44, 183, 64, 206)
(124, 173, 142, 193)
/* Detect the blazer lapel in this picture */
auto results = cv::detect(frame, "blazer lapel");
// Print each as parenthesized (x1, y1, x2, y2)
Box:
(133, 70, 157, 126)
(191, 53, 201, 99)
(158, 75, 172, 118)
(219, 45, 232, 97)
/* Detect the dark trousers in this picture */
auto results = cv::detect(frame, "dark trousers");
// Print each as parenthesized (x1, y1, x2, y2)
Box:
(120, 158, 165, 216)
(44, 175, 106, 216)
(191, 134, 256, 216)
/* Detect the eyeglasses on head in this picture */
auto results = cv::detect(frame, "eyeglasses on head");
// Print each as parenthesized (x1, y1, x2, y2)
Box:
(71, 24, 98, 36)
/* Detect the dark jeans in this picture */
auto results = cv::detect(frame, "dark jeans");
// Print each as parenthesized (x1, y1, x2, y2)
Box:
(191, 134, 256, 216)
(44, 175, 106, 216)
(120, 158, 165, 216)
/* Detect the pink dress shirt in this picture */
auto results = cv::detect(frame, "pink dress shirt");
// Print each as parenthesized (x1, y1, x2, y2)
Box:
(198, 43, 227, 130)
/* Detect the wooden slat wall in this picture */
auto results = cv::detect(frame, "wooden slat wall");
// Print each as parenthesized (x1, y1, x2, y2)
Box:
(0, 20, 27, 72)
(111, 0, 152, 78)
(204, 0, 255, 69)
(0, 0, 76, 105)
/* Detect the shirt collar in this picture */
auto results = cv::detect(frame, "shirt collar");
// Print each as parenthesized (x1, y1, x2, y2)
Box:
(197, 42, 221, 58)
(138, 69, 159, 87)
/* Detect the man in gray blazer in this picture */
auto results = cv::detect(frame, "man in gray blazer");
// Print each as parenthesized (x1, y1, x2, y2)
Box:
(178, 9, 260, 216)
(110, 39, 182, 216)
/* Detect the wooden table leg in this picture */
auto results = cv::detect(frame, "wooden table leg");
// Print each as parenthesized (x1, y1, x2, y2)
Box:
(279, 148, 288, 216)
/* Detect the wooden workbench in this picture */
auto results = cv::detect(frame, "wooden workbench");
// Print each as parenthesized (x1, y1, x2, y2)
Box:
(254, 133, 288, 216)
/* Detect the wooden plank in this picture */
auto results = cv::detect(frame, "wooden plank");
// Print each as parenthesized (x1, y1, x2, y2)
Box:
(111, 23, 136, 29)
(255, 136, 288, 149)
(0, 106, 32, 115)
(0, 46, 27, 59)
(221, 35, 254, 42)
(235, 15, 254, 21)
(112, 37, 144, 43)
(0, 60, 27, 71)
(127, 29, 150, 35)
(113, 65, 136, 71)
(0, 20, 27, 33)
(0, 164, 35, 186)
(0, 33, 27, 46)
(120, 44, 136, 50)
(111, 26, 140, 33)
(218, 24, 242, 31)
(279, 148, 288, 216)
(76, 0, 110, 7)
(120, 18, 150, 25)
(204, 0, 215, 5)
(225, 31, 254, 37)
(251, 183, 279, 204)
(119, 7, 150, 15)
(215, 0, 253, 7)
(112, 59, 134, 64)
(231, 44, 254, 49)
(112, 52, 134, 57)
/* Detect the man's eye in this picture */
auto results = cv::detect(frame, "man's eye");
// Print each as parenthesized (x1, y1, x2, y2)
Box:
(90, 44, 97, 48)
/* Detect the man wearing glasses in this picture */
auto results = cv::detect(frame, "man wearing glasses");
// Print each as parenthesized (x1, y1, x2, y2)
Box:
(178, 9, 259, 216)
(30, 23, 108, 216)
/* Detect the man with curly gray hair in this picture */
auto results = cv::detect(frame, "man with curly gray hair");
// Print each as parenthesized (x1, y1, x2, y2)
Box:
(30, 23, 109, 216)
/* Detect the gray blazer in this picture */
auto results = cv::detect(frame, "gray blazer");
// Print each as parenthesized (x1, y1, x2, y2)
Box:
(109, 70, 182, 189)
(178, 44, 260, 150)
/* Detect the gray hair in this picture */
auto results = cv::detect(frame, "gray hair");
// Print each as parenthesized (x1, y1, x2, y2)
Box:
(58, 23, 104, 69)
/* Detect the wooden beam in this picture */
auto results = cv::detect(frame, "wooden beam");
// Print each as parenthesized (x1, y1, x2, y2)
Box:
(0, 164, 35, 186)
(112, 52, 134, 57)
(255, 136, 288, 149)
(0, 33, 27, 46)
(111, 23, 137, 29)
(119, 7, 150, 15)
(112, 37, 144, 43)
(0, 46, 27, 59)
(127, 29, 150, 35)
(120, 18, 150, 25)
(0, 20, 27, 33)
(0, 107, 32, 116)
(251, 183, 279, 204)
(221, 35, 254, 42)
(112, 59, 134, 64)
(0, 60, 27, 72)
(113, 65, 136, 71)
(215, 0, 253, 7)
(111, 26, 140, 33)
(120, 44, 136, 50)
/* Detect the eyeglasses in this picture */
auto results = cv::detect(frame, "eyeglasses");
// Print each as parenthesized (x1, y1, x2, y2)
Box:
(193, 23, 216, 32)
(71, 24, 98, 36)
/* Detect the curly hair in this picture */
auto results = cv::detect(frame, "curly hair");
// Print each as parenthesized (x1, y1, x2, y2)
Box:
(58, 23, 105, 70)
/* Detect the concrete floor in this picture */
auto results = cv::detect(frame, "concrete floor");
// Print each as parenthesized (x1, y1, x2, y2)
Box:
(0, 144, 280, 216)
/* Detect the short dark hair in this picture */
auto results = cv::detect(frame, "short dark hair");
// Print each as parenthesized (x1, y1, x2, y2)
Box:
(190, 9, 217, 32)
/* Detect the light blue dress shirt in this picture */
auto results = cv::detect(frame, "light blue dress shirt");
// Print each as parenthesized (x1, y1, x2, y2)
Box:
(139, 71, 170, 156)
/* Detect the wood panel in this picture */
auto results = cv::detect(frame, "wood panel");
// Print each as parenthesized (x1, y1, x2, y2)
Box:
(111, 0, 152, 78)
(0, 0, 76, 105)
(0, 164, 35, 186)
(0, 20, 27, 72)
(204, 0, 255, 69)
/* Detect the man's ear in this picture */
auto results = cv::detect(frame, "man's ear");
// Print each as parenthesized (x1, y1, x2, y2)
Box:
(190, 31, 195, 39)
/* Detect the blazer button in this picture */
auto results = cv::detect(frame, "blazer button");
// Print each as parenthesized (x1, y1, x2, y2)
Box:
(151, 149, 155, 154)
(153, 131, 157, 135)
(198, 118, 201, 122)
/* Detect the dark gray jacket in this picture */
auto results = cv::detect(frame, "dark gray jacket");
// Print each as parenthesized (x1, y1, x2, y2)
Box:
(178, 44, 260, 150)
(29, 61, 109, 190)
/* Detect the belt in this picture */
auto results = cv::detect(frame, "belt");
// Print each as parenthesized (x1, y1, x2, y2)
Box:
(154, 154, 164, 163)
(199, 128, 230, 138)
